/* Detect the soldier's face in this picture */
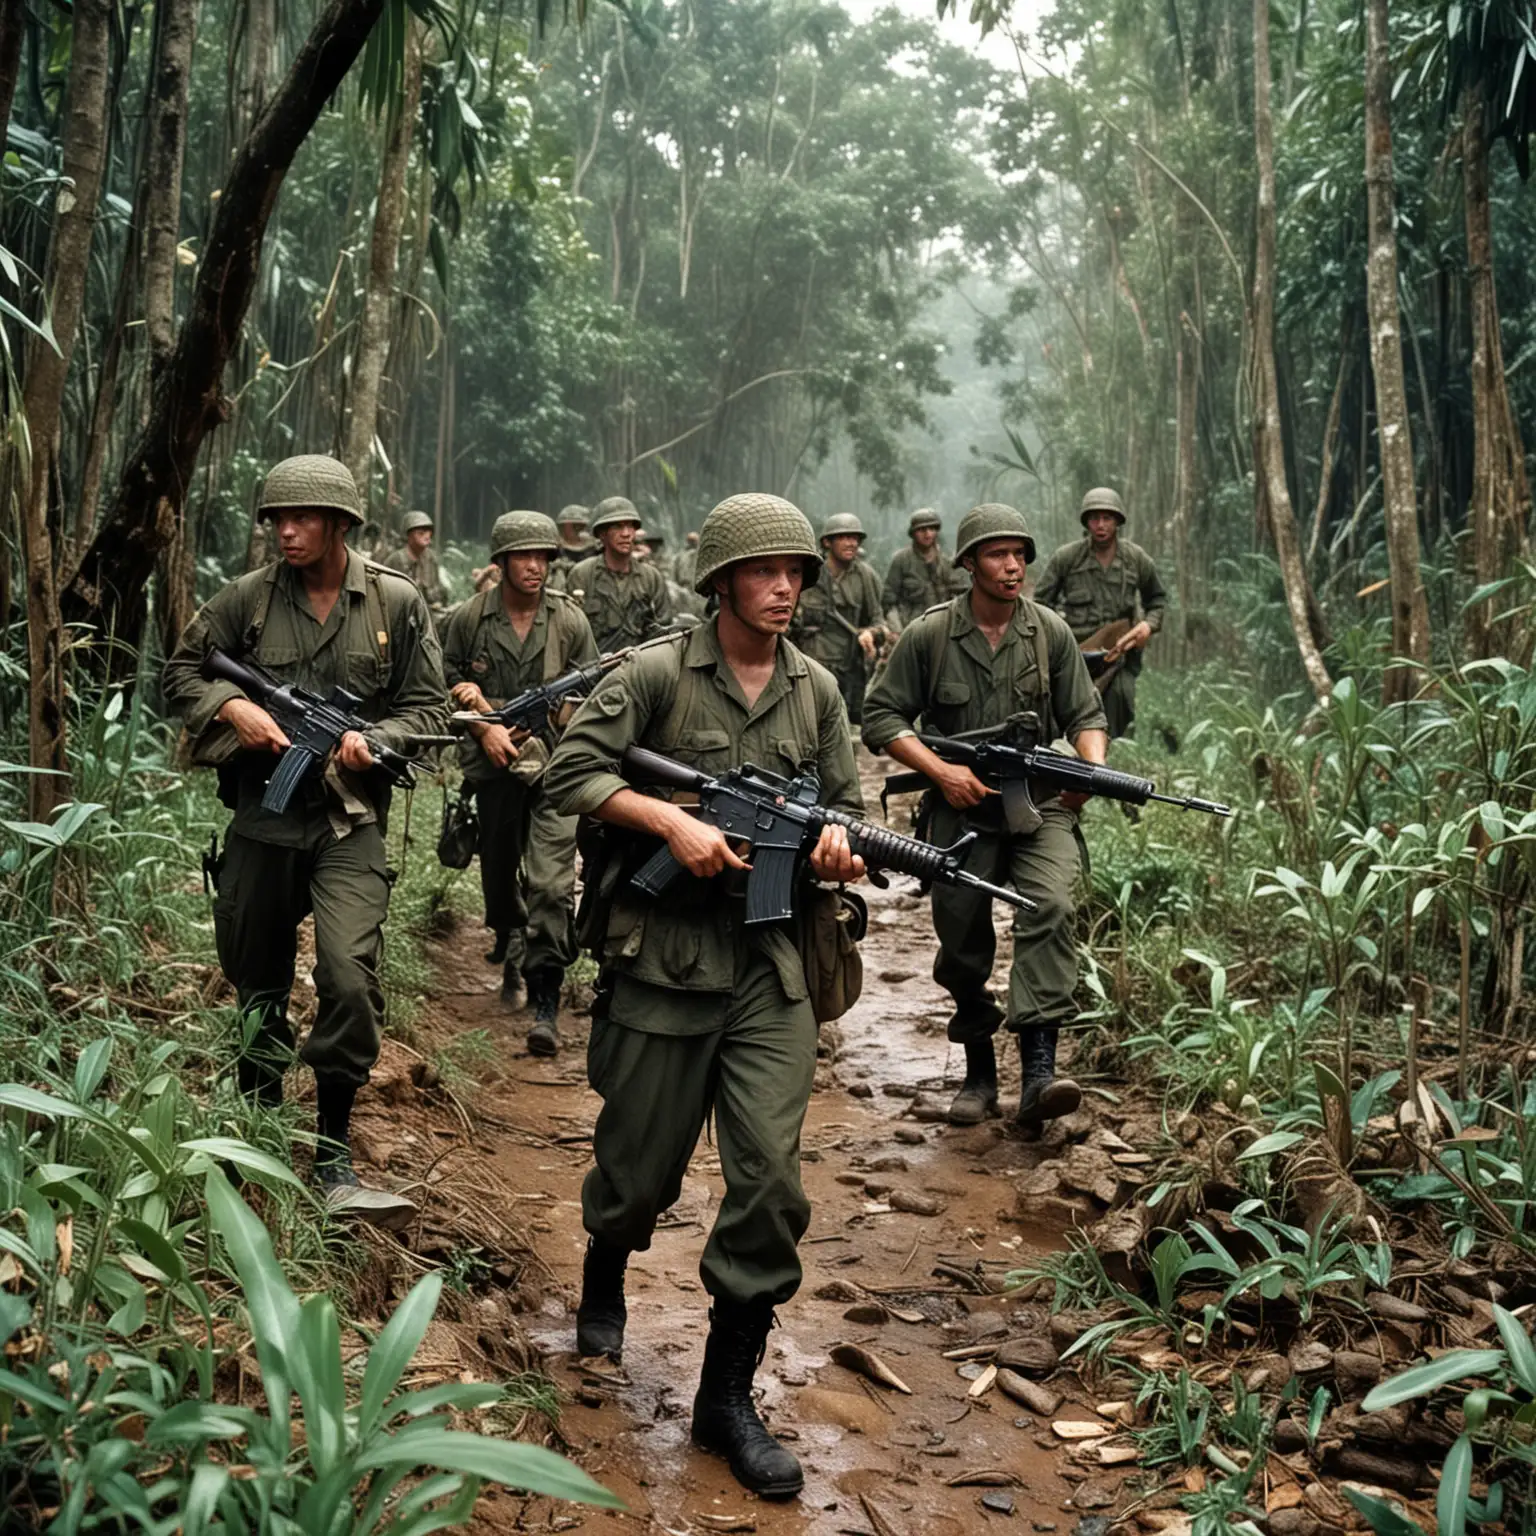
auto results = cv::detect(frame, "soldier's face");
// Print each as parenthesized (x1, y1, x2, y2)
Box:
(559, 522, 586, 543)
(719, 556, 806, 634)
(824, 533, 862, 565)
(912, 525, 938, 551)
(967, 539, 1028, 601)
(601, 523, 638, 557)
(502, 551, 549, 595)
(274, 508, 346, 568)
(1085, 511, 1120, 545)
(406, 527, 433, 556)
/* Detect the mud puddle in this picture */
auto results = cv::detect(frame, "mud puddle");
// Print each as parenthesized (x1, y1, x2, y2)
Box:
(405, 751, 1111, 1535)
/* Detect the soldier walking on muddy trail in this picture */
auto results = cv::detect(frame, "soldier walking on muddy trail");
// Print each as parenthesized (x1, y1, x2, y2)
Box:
(1032, 487, 1167, 740)
(882, 507, 969, 630)
(787, 511, 887, 725)
(566, 496, 675, 650)
(862, 503, 1108, 1131)
(442, 511, 598, 1054)
(164, 455, 449, 1226)
(544, 494, 866, 1501)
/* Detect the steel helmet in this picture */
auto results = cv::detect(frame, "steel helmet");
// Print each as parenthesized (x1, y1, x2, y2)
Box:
(557, 503, 590, 528)
(1079, 487, 1125, 525)
(952, 503, 1036, 567)
(636, 526, 664, 546)
(908, 507, 942, 533)
(401, 510, 434, 534)
(693, 494, 822, 594)
(590, 495, 642, 532)
(490, 510, 560, 559)
(258, 455, 363, 525)
(819, 512, 866, 543)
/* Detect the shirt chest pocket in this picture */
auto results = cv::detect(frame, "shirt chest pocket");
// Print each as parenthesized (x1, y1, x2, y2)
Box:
(1063, 570, 1099, 616)
(770, 736, 816, 778)
(669, 728, 732, 774)
(344, 648, 387, 703)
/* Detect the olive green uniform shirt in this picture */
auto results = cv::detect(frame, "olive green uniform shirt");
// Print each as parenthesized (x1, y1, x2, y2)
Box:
(882, 544, 970, 628)
(862, 595, 1106, 757)
(547, 542, 596, 593)
(163, 551, 450, 847)
(1032, 536, 1167, 644)
(440, 586, 598, 784)
(382, 543, 449, 615)
(565, 554, 675, 651)
(788, 558, 884, 672)
(544, 619, 864, 1021)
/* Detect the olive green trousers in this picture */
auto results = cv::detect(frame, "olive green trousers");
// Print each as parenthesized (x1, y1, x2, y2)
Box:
(928, 801, 1082, 1041)
(213, 825, 391, 1087)
(472, 775, 579, 977)
(581, 952, 818, 1306)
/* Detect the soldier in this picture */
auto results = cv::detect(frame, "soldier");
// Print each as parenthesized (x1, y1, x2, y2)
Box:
(566, 496, 675, 650)
(674, 529, 700, 591)
(787, 512, 886, 725)
(548, 504, 594, 591)
(862, 503, 1108, 1129)
(384, 509, 450, 618)
(544, 494, 866, 1500)
(882, 507, 969, 629)
(163, 455, 449, 1222)
(1033, 487, 1167, 740)
(636, 526, 676, 581)
(442, 512, 599, 1053)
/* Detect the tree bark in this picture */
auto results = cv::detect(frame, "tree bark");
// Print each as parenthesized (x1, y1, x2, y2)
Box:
(236, 0, 275, 140)
(143, 0, 200, 381)
(1252, 0, 1332, 704)
(1364, 0, 1430, 700)
(1463, 73, 1531, 657)
(19, 0, 113, 818)
(64, 0, 390, 645)
(342, 24, 421, 500)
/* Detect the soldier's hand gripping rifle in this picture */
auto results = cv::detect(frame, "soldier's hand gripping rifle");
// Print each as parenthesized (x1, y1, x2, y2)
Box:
(620, 746, 1035, 925)
(200, 649, 456, 815)
(882, 729, 1232, 836)
(449, 650, 631, 737)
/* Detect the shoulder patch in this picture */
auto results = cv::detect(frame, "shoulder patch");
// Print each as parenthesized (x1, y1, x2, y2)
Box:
(594, 684, 629, 717)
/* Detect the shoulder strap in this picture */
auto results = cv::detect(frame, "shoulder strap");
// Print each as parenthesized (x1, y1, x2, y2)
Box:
(1023, 599, 1054, 740)
(243, 566, 279, 653)
(542, 594, 568, 682)
(364, 564, 390, 665)
(653, 637, 695, 750)
(925, 602, 951, 690)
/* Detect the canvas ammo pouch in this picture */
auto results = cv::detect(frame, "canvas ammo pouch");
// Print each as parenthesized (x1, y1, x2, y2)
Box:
(436, 785, 479, 870)
(798, 885, 868, 1024)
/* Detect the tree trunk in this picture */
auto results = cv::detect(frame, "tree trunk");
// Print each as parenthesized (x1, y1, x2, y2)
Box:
(1364, 0, 1430, 700)
(1252, 0, 1332, 704)
(19, 0, 113, 818)
(236, 0, 275, 139)
(143, 0, 200, 381)
(1171, 313, 1201, 653)
(64, 0, 390, 647)
(1463, 73, 1531, 657)
(0, 0, 24, 148)
(342, 24, 422, 501)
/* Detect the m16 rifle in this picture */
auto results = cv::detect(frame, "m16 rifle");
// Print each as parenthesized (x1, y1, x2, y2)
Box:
(619, 746, 1035, 925)
(449, 649, 632, 738)
(881, 712, 1232, 836)
(200, 649, 455, 815)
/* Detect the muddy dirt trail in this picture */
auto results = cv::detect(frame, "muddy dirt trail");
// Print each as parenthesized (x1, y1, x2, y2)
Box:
(404, 752, 1124, 1535)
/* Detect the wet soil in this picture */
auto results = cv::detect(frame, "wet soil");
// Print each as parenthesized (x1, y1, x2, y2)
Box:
(385, 753, 1112, 1534)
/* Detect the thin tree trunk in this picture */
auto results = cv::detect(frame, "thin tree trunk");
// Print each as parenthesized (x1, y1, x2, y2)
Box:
(64, 0, 390, 648)
(1252, 0, 1332, 704)
(342, 24, 421, 499)
(1463, 73, 1531, 657)
(19, 0, 113, 817)
(1364, 0, 1429, 700)
(1307, 327, 1352, 565)
(236, 0, 275, 139)
(0, 0, 24, 147)
(144, 0, 200, 381)
(1171, 313, 1201, 649)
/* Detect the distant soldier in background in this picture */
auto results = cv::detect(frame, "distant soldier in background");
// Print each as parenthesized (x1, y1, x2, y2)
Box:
(674, 529, 700, 591)
(384, 509, 449, 620)
(1033, 487, 1167, 740)
(882, 507, 969, 630)
(442, 512, 598, 1053)
(164, 455, 448, 1224)
(567, 497, 675, 651)
(636, 526, 676, 582)
(548, 504, 594, 591)
(788, 512, 887, 725)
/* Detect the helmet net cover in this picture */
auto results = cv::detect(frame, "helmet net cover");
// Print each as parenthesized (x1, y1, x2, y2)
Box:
(693, 493, 823, 594)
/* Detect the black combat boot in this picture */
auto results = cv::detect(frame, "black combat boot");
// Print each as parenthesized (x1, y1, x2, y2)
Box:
(1014, 1026, 1081, 1126)
(314, 1079, 361, 1192)
(946, 1037, 999, 1125)
(485, 929, 510, 965)
(500, 957, 524, 1008)
(575, 1238, 629, 1361)
(525, 967, 562, 1057)
(691, 1299, 804, 1499)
